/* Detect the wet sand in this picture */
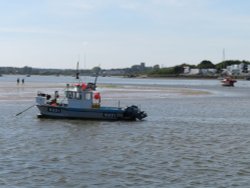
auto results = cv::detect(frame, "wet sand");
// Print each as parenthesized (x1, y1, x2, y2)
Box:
(0, 82, 211, 102)
(0, 82, 65, 101)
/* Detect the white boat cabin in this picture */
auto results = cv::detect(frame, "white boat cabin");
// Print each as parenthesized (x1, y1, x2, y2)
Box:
(36, 83, 101, 109)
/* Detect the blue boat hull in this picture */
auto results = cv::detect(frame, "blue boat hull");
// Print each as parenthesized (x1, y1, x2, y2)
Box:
(36, 105, 138, 120)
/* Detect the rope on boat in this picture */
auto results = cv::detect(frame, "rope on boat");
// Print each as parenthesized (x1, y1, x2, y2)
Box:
(16, 104, 36, 116)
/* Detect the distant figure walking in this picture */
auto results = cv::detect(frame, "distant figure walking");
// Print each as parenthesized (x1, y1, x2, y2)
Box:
(22, 78, 25, 84)
(17, 78, 20, 84)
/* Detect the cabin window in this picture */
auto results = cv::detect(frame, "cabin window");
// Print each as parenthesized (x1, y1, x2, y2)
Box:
(85, 93, 91, 100)
(66, 91, 81, 100)
(76, 92, 81, 100)
(66, 91, 73, 99)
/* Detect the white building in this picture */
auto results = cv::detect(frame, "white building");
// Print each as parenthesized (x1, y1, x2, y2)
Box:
(200, 69, 217, 75)
(183, 66, 200, 75)
(184, 66, 216, 75)
(226, 63, 244, 75)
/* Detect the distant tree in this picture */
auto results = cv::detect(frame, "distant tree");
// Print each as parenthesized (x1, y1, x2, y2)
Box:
(148, 66, 183, 76)
(173, 66, 184, 74)
(243, 64, 248, 73)
(197, 60, 215, 69)
(153, 64, 160, 70)
(216, 60, 242, 69)
(242, 60, 250, 65)
(92, 66, 101, 74)
(180, 63, 197, 68)
(23, 66, 32, 74)
(157, 67, 175, 75)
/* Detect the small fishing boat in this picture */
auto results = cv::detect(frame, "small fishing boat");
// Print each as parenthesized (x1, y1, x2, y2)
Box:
(221, 77, 237, 87)
(35, 80, 147, 121)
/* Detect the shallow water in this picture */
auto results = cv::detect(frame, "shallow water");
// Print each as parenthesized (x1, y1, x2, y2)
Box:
(1, 76, 250, 187)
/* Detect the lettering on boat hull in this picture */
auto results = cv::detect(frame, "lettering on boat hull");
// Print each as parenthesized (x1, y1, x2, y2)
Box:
(102, 113, 117, 119)
(48, 107, 61, 113)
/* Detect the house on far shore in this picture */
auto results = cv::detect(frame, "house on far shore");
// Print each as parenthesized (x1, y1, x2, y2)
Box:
(183, 66, 200, 75)
(183, 66, 217, 76)
(226, 63, 250, 76)
(200, 69, 217, 75)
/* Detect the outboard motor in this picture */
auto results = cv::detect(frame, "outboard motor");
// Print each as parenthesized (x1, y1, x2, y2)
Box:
(136, 110, 147, 120)
(124, 105, 147, 120)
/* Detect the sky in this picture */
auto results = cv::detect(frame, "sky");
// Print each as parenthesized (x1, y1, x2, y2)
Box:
(0, 0, 250, 69)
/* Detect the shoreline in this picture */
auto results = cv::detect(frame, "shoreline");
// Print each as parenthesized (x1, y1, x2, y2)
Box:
(1, 73, 249, 80)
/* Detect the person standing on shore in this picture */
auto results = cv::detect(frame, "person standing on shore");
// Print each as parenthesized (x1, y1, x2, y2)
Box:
(17, 78, 20, 84)
(22, 78, 25, 84)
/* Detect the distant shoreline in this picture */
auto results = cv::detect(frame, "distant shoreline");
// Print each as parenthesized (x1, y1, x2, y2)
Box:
(1, 73, 249, 81)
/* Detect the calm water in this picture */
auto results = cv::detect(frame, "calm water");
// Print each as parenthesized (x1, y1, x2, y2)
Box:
(1, 75, 250, 187)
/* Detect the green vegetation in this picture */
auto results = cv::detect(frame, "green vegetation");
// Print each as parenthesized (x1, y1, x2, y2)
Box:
(216, 60, 250, 69)
(0, 66, 93, 76)
(149, 60, 250, 77)
(197, 60, 215, 69)
(148, 64, 188, 77)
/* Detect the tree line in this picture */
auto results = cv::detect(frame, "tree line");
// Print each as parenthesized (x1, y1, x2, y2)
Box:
(0, 66, 93, 76)
(148, 60, 250, 77)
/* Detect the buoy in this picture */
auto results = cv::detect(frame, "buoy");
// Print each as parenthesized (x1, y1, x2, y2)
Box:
(94, 93, 100, 100)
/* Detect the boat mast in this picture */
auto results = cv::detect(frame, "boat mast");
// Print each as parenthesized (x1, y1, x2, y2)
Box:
(94, 66, 101, 87)
(76, 61, 80, 80)
(94, 72, 98, 85)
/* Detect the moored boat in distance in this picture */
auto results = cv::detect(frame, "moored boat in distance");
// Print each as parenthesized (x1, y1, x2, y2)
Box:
(35, 81, 147, 121)
(221, 76, 237, 87)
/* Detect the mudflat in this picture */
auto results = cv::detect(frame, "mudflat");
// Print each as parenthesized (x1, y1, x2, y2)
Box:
(0, 82, 210, 102)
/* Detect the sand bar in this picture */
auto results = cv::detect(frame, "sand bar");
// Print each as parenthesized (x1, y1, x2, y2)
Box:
(0, 82, 211, 102)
